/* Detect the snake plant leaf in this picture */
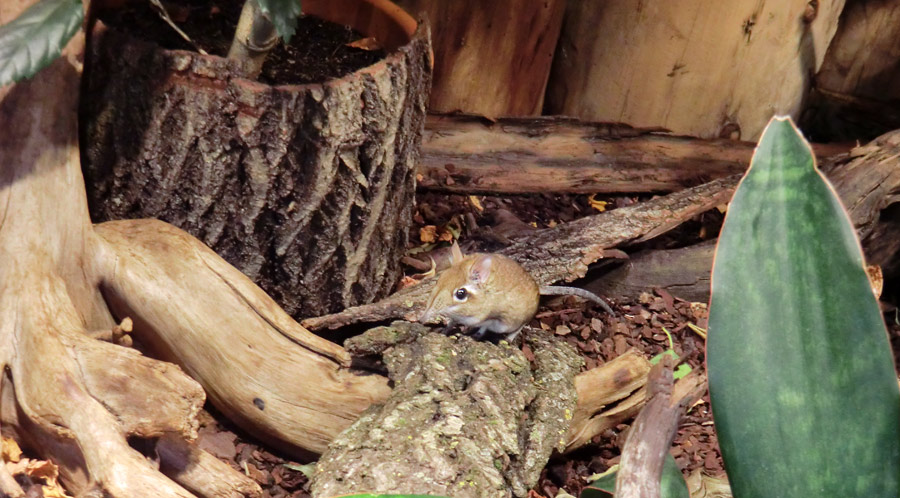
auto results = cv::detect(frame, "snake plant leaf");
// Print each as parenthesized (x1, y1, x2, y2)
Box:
(707, 116, 899, 497)
(256, 0, 301, 43)
(331, 495, 450, 498)
(581, 454, 689, 498)
(0, 0, 82, 87)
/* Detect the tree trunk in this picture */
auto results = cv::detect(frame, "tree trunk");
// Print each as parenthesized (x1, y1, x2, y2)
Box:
(82, 2, 432, 319)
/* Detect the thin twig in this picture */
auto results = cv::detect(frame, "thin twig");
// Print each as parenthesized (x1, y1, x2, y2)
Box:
(615, 356, 707, 498)
(148, 0, 209, 55)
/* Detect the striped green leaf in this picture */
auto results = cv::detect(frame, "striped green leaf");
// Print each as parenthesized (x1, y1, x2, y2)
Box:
(707, 117, 899, 497)
(331, 495, 450, 498)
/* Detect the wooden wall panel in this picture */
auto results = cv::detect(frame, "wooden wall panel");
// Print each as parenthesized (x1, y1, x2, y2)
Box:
(395, 0, 566, 116)
(815, 0, 900, 98)
(802, 0, 900, 141)
(545, 0, 846, 140)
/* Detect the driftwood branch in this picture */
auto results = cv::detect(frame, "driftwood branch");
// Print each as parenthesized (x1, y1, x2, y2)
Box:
(93, 219, 391, 457)
(157, 435, 262, 497)
(417, 114, 850, 194)
(566, 350, 651, 452)
(615, 357, 707, 498)
(303, 174, 740, 331)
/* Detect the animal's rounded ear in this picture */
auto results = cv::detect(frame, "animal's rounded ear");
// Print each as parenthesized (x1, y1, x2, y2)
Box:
(469, 254, 493, 284)
(450, 240, 464, 264)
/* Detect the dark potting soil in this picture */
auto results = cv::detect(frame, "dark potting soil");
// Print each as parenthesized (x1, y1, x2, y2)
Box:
(100, 0, 388, 85)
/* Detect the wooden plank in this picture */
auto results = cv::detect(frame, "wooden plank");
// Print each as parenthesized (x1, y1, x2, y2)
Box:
(545, 0, 846, 140)
(394, 0, 566, 116)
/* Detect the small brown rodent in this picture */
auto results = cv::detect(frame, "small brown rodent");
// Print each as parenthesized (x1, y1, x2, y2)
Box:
(419, 244, 614, 341)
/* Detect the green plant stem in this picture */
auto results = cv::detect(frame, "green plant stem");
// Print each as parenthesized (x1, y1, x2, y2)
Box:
(228, 0, 278, 79)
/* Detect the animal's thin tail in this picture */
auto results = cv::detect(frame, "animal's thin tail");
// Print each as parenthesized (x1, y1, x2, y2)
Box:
(539, 286, 615, 316)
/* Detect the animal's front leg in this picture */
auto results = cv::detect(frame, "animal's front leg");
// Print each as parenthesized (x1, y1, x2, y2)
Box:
(504, 327, 523, 343)
(471, 326, 489, 340)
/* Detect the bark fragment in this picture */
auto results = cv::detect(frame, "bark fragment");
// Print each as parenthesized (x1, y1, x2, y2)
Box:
(312, 323, 582, 497)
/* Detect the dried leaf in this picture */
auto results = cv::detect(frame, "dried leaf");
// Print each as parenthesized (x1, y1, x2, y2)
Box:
(867, 264, 883, 298)
(396, 275, 422, 291)
(420, 225, 438, 243)
(2, 436, 21, 462)
(587, 194, 608, 212)
(6, 459, 72, 498)
(346, 36, 382, 50)
(468, 195, 484, 212)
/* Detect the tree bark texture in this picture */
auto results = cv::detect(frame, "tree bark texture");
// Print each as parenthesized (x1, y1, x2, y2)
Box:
(82, 16, 432, 319)
(310, 322, 583, 498)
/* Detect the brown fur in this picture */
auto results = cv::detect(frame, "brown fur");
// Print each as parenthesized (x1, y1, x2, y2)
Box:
(421, 253, 540, 335)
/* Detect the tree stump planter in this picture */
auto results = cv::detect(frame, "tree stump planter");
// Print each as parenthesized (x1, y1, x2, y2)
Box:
(82, 0, 432, 318)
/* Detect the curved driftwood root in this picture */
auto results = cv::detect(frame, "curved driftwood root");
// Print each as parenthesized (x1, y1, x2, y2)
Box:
(0, 5, 263, 493)
(92, 219, 391, 457)
(0, 272, 211, 497)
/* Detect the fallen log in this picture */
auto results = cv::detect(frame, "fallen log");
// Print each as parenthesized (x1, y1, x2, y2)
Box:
(584, 242, 717, 304)
(581, 130, 900, 304)
(417, 113, 851, 194)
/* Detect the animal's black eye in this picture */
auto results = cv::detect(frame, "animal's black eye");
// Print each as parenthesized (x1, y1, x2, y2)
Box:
(454, 287, 468, 301)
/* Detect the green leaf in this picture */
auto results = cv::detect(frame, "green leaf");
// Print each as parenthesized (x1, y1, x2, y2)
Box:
(707, 117, 900, 497)
(672, 363, 691, 380)
(0, 0, 82, 86)
(256, 0, 301, 43)
(649, 349, 678, 365)
(332, 495, 451, 498)
(581, 453, 689, 498)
